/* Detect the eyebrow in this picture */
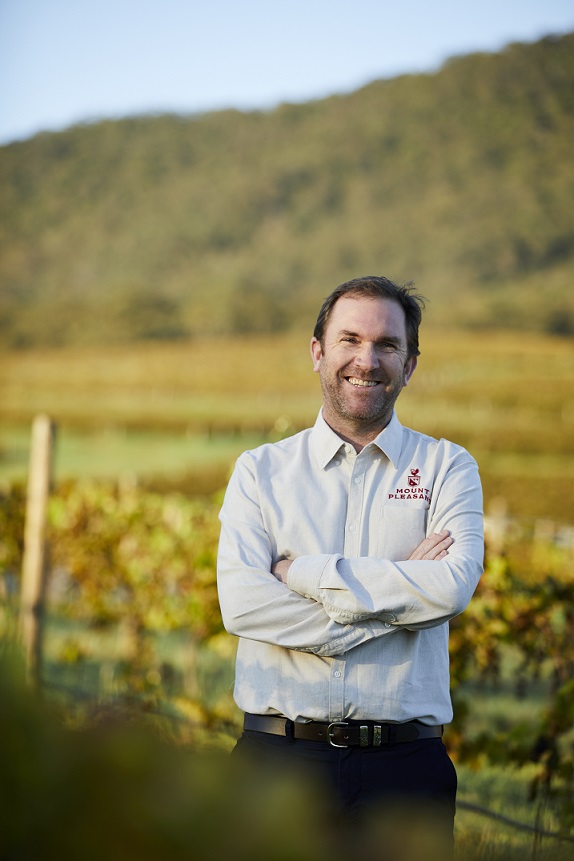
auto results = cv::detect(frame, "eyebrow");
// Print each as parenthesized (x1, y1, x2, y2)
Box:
(339, 329, 403, 347)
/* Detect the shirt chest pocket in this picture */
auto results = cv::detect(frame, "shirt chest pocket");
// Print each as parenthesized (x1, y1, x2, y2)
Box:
(377, 504, 428, 561)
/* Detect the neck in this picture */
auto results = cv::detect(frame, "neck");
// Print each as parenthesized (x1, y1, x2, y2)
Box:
(322, 409, 393, 453)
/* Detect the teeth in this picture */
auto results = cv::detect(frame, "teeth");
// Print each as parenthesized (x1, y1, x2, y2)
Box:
(347, 377, 378, 387)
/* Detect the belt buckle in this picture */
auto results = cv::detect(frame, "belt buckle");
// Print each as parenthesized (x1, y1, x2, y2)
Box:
(327, 721, 349, 748)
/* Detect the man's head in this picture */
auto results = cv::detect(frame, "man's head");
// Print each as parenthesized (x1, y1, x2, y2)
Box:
(310, 276, 426, 447)
(313, 276, 425, 360)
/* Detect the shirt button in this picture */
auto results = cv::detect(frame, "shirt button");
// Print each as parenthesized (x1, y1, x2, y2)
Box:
(354, 476, 362, 484)
(348, 524, 356, 532)
(333, 670, 342, 678)
(384, 623, 392, 628)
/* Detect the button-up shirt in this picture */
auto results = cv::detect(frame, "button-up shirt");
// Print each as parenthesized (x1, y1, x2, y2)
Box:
(217, 410, 484, 726)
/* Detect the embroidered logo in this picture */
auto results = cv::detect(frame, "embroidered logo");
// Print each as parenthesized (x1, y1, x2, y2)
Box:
(388, 467, 431, 503)
(408, 468, 420, 487)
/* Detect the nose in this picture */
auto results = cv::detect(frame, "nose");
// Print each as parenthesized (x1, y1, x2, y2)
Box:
(354, 342, 379, 371)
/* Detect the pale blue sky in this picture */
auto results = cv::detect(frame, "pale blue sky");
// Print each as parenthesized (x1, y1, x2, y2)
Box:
(1, 0, 573, 144)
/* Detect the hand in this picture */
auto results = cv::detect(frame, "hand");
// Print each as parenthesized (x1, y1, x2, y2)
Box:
(409, 530, 453, 561)
(271, 559, 292, 583)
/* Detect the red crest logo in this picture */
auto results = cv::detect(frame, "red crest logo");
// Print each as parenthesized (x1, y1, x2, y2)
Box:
(408, 468, 421, 487)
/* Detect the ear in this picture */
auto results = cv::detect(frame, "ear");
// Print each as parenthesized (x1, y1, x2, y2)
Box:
(403, 355, 418, 386)
(310, 337, 323, 373)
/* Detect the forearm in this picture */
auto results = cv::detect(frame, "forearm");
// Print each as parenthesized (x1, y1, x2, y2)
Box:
(286, 550, 483, 628)
(217, 525, 396, 656)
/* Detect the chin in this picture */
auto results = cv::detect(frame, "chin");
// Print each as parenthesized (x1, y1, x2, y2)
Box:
(343, 406, 389, 423)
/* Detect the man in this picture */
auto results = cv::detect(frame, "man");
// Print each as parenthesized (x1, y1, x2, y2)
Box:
(217, 276, 483, 851)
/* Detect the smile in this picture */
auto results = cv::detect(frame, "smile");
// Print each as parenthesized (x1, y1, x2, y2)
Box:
(346, 377, 380, 388)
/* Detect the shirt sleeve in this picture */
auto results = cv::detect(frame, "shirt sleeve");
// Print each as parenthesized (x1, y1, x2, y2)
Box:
(217, 454, 397, 656)
(287, 452, 484, 630)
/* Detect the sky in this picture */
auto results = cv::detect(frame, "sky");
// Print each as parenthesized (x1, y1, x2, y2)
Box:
(1, 0, 573, 145)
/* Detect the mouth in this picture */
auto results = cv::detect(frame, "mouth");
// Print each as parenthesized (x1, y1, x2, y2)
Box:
(346, 377, 380, 388)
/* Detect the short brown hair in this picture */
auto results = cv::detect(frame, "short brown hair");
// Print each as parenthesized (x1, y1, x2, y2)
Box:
(313, 276, 426, 357)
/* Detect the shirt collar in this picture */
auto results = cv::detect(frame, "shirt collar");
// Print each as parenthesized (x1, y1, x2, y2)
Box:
(311, 409, 404, 470)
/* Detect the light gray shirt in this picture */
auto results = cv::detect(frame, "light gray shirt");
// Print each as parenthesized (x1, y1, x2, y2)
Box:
(217, 410, 484, 726)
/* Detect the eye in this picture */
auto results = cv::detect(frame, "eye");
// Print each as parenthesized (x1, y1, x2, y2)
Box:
(341, 337, 359, 344)
(377, 341, 401, 353)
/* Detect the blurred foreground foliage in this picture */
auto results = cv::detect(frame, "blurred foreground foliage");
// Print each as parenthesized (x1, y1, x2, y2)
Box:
(0, 658, 341, 861)
(2, 657, 572, 861)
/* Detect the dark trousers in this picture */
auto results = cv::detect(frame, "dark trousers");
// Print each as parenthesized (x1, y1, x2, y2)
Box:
(232, 729, 457, 860)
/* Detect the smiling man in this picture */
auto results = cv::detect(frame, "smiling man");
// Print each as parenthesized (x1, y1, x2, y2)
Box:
(311, 292, 418, 442)
(217, 276, 484, 855)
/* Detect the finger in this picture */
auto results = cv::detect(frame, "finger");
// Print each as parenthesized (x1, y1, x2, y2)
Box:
(409, 531, 452, 561)
(421, 531, 449, 551)
(426, 541, 453, 560)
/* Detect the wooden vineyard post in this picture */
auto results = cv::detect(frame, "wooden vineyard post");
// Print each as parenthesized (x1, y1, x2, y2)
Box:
(485, 497, 509, 557)
(19, 414, 55, 689)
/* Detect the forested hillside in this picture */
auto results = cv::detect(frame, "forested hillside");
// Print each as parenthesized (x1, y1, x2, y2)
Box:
(1, 33, 573, 347)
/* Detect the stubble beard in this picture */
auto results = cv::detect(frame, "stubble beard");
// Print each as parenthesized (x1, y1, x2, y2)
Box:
(320, 372, 404, 431)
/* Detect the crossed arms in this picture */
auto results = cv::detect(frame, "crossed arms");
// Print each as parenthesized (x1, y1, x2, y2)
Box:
(217, 453, 484, 657)
(272, 529, 453, 581)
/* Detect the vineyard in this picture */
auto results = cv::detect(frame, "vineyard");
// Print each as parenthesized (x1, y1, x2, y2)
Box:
(1, 475, 574, 859)
(2, 328, 574, 521)
(1, 328, 574, 859)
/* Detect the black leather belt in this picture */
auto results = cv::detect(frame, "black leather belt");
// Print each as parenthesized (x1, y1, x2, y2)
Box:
(244, 713, 443, 748)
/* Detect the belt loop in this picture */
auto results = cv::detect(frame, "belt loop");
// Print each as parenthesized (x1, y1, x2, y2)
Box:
(285, 718, 295, 743)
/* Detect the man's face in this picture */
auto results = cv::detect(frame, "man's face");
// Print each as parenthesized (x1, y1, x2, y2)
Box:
(310, 295, 417, 434)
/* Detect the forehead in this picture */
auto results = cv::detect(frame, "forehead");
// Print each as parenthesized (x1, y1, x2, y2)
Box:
(325, 296, 408, 341)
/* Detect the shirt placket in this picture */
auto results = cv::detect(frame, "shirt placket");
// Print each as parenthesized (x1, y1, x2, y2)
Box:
(329, 445, 366, 721)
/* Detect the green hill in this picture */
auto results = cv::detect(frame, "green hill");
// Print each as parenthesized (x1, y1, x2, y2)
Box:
(1, 33, 573, 347)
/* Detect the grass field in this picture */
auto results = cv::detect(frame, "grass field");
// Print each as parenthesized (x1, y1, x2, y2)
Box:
(2, 328, 573, 521)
